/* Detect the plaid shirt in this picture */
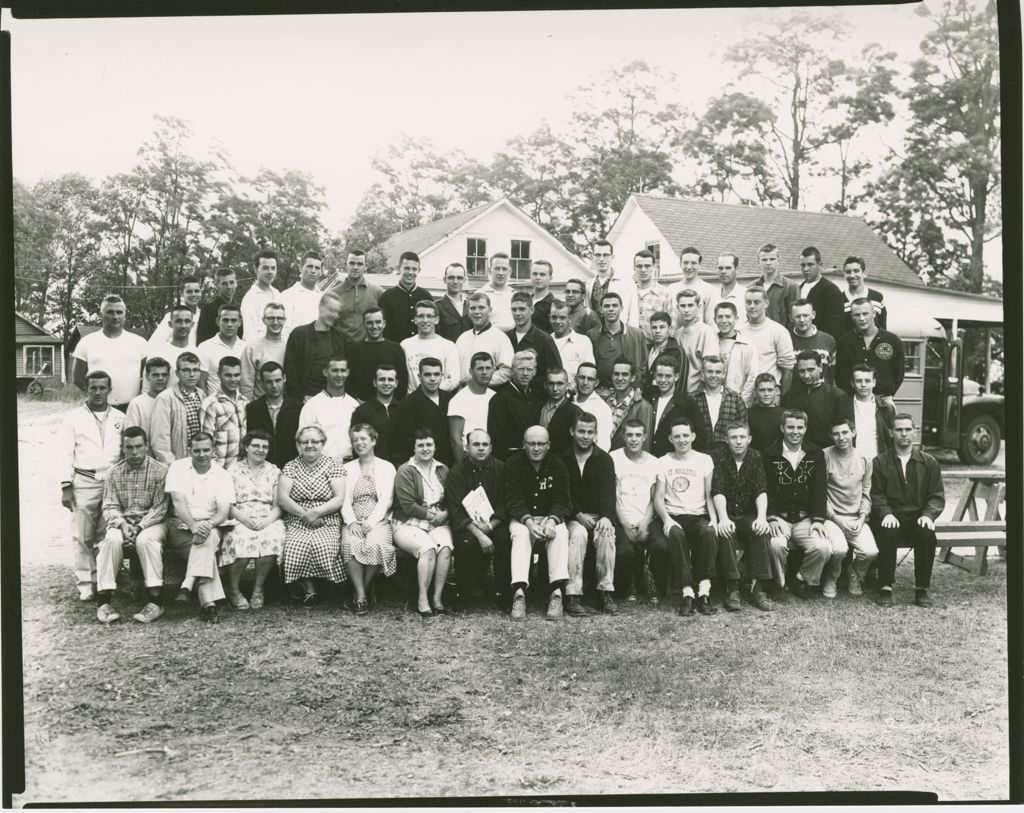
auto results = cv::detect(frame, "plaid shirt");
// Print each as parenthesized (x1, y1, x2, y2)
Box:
(710, 447, 767, 518)
(182, 388, 203, 444)
(102, 456, 169, 530)
(636, 284, 672, 340)
(200, 390, 248, 469)
(692, 387, 748, 452)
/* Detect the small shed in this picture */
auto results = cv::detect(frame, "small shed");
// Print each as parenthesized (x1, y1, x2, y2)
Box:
(16, 312, 65, 386)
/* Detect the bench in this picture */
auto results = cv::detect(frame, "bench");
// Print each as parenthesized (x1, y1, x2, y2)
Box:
(937, 470, 1006, 576)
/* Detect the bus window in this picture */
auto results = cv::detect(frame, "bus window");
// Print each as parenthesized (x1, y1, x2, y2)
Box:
(903, 341, 923, 376)
(925, 340, 944, 372)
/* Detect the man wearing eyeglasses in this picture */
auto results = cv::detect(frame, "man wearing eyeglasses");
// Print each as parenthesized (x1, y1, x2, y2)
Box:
(239, 302, 288, 400)
(436, 262, 471, 342)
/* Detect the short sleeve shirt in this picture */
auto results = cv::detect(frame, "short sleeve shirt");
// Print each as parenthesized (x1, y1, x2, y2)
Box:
(657, 451, 714, 516)
(610, 449, 659, 526)
(73, 330, 149, 405)
(164, 459, 235, 522)
(448, 387, 495, 442)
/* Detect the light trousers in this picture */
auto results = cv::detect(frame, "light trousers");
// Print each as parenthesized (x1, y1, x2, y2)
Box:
(829, 515, 879, 581)
(70, 474, 104, 592)
(96, 524, 168, 592)
(510, 519, 569, 589)
(167, 526, 226, 605)
(769, 517, 846, 587)
(566, 520, 616, 595)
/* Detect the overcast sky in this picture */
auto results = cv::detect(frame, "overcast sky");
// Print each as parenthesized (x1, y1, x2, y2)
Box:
(5, 5, 1000, 277)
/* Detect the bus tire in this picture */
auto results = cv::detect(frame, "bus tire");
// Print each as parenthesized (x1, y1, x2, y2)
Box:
(958, 413, 1001, 466)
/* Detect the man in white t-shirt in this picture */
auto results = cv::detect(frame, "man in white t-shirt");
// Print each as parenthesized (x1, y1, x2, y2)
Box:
(147, 304, 202, 388)
(610, 419, 661, 604)
(401, 300, 460, 392)
(650, 417, 719, 616)
(279, 250, 324, 332)
(456, 291, 515, 387)
(164, 432, 234, 623)
(149, 275, 202, 347)
(743, 285, 796, 393)
(197, 303, 247, 394)
(477, 253, 515, 332)
(239, 249, 282, 340)
(550, 300, 595, 382)
(848, 364, 895, 462)
(667, 246, 717, 327)
(448, 352, 496, 463)
(72, 294, 149, 410)
(298, 356, 360, 461)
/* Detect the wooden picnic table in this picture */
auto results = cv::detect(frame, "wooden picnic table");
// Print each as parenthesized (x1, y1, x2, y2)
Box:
(937, 469, 1006, 575)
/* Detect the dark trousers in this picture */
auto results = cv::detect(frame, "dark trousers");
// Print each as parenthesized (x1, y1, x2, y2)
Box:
(647, 514, 717, 592)
(873, 513, 937, 589)
(716, 515, 773, 581)
(613, 524, 649, 596)
(452, 523, 512, 600)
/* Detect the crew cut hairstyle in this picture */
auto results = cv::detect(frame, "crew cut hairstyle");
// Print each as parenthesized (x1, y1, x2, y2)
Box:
(399, 251, 421, 265)
(801, 246, 822, 263)
(572, 410, 599, 429)
(679, 246, 703, 262)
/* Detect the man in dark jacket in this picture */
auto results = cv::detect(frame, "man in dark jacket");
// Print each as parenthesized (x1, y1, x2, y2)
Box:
(244, 362, 302, 468)
(506, 426, 572, 621)
(763, 409, 846, 599)
(797, 247, 846, 342)
(379, 251, 434, 343)
(563, 411, 619, 616)
(836, 299, 904, 402)
(507, 292, 562, 401)
(389, 357, 453, 467)
(346, 307, 408, 401)
(870, 414, 945, 608)
(435, 262, 471, 342)
(487, 350, 543, 461)
(350, 364, 399, 463)
(846, 363, 896, 460)
(841, 256, 887, 334)
(283, 292, 347, 399)
(748, 373, 783, 452)
(444, 429, 511, 609)
(648, 356, 702, 456)
(197, 267, 243, 343)
(781, 351, 852, 448)
(539, 368, 580, 457)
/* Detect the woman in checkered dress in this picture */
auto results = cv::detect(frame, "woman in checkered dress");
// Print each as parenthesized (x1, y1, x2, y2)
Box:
(392, 428, 453, 616)
(340, 423, 397, 616)
(278, 425, 347, 604)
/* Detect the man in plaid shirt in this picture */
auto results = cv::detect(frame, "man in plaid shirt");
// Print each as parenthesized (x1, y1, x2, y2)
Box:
(633, 249, 672, 341)
(95, 427, 169, 624)
(200, 355, 248, 469)
(692, 355, 747, 453)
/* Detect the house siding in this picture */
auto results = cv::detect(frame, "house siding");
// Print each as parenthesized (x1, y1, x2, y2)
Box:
(608, 201, 680, 282)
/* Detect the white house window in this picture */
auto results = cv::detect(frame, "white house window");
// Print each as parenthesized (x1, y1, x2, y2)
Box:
(24, 345, 54, 376)
(646, 241, 661, 277)
(510, 239, 531, 280)
(466, 238, 488, 277)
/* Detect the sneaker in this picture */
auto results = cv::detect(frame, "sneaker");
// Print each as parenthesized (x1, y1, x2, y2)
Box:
(751, 589, 774, 612)
(847, 570, 863, 597)
(915, 589, 933, 608)
(79, 586, 96, 602)
(875, 589, 894, 608)
(564, 596, 592, 617)
(624, 593, 638, 605)
(201, 604, 219, 624)
(822, 577, 838, 599)
(249, 591, 265, 610)
(697, 595, 717, 615)
(96, 603, 121, 624)
(228, 592, 251, 610)
(510, 593, 527, 620)
(598, 592, 618, 615)
(724, 590, 742, 612)
(677, 595, 695, 617)
(546, 593, 564, 621)
(132, 602, 164, 623)
(174, 587, 193, 604)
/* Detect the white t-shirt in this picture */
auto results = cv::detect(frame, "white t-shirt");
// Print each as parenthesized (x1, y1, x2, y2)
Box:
(196, 334, 247, 394)
(455, 326, 515, 386)
(477, 285, 514, 332)
(657, 451, 713, 516)
(854, 398, 878, 461)
(165, 459, 235, 522)
(575, 393, 615, 450)
(554, 332, 596, 380)
(401, 334, 460, 392)
(73, 330, 149, 405)
(611, 449, 659, 526)
(742, 319, 796, 382)
(448, 387, 495, 445)
(240, 284, 282, 340)
(279, 283, 321, 334)
(800, 278, 821, 298)
(897, 452, 912, 478)
(145, 340, 205, 387)
(654, 393, 674, 429)
(704, 389, 723, 429)
(299, 391, 360, 460)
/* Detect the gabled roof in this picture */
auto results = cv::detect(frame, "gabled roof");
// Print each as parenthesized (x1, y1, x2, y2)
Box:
(380, 200, 499, 271)
(620, 195, 923, 287)
(15, 312, 61, 342)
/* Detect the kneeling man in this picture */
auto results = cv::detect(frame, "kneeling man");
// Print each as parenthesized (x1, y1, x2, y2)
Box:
(96, 427, 169, 623)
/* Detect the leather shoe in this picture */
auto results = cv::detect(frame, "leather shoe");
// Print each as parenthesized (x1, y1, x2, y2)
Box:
(564, 596, 592, 617)
(724, 590, 742, 612)
(697, 595, 717, 615)
(677, 595, 695, 617)
(751, 589, 774, 612)
(915, 590, 933, 608)
(875, 589, 894, 607)
(598, 592, 618, 615)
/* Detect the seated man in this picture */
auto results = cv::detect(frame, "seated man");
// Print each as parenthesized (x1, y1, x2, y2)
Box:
(710, 422, 774, 612)
(763, 409, 846, 599)
(538, 367, 580, 458)
(607, 358, 653, 452)
(506, 426, 572, 621)
(824, 417, 879, 598)
(563, 412, 618, 616)
(870, 414, 945, 608)
(649, 417, 719, 616)
(444, 429, 512, 610)
(649, 357, 701, 457)
(609, 419, 661, 603)
(95, 427, 169, 624)
(164, 432, 235, 623)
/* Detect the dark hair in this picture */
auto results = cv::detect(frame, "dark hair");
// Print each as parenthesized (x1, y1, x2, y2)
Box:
(754, 372, 777, 388)
(795, 350, 822, 365)
(576, 361, 599, 376)
(850, 364, 875, 378)
(362, 306, 384, 320)
(399, 251, 421, 266)
(549, 299, 569, 313)
(373, 363, 397, 379)
(623, 418, 647, 432)
(418, 356, 442, 374)
(217, 355, 242, 373)
(413, 427, 436, 442)
(350, 422, 378, 442)
(675, 288, 699, 303)
(190, 431, 215, 446)
(572, 411, 598, 429)
(445, 262, 466, 276)
(169, 302, 194, 318)
(601, 291, 622, 305)
(669, 416, 693, 432)
(718, 253, 740, 269)
(301, 250, 323, 264)
(323, 355, 349, 370)
(757, 243, 778, 256)
(592, 239, 613, 252)
(122, 425, 149, 443)
(780, 409, 808, 426)
(254, 248, 278, 265)
(176, 351, 201, 369)
(652, 356, 679, 374)
(260, 361, 285, 379)
(565, 278, 587, 292)
(714, 301, 737, 316)
(679, 246, 703, 263)
(414, 299, 437, 316)
(649, 310, 672, 326)
(511, 291, 533, 306)
(634, 249, 655, 262)
(470, 352, 494, 368)
(214, 267, 235, 280)
(893, 412, 916, 425)
(241, 429, 274, 450)
(144, 356, 171, 373)
(850, 297, 873, 310)
(347, 248, 366, 258)
(724, 421, 750, 435)
(830, 417, 855, 431)
(791, 298, 813, 310)
(180, 275, 201, 288)
(545, 367, 569, 382)
(843, 256, 866, 272)
(611, 356, 634, 373)
(217, 303, 241, 317)
(489, 251, 510, 263)
(801, 246, 822, 263)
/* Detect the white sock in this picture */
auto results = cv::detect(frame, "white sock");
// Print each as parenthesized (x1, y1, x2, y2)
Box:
(682, 586, 695, 598)
(698, 579, 711, 597)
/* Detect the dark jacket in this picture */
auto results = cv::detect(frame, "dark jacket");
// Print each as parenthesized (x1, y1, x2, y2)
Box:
(781, 381, 852, 450)
(351, 397, 397, 463)
(504, 450, 572, 524)
(748, 404, 783, 452)
(531, 292, 555, 334)
(692, 387, 748, 453)
(542, 399, 581, 458)
(197, 294, 242, 344)
(842, 288, 887, 334)
(835, 328, 905, 398)
(346, 339, 408, 401)
(245, 395, 303, 468)
(802, 275, 847, 344)
(710, 447, 768, 518)
(762, 440, 827, 524)
(283, 322, 349, 398)
(445, 454, 507, 535)
(388, 387, 453, 467)
(870, 446, 945, 522)
(435, 295, 471, 343)
(650, 390, 703, 457)
(561, 445, 616, 521)
(380, 284, 434, 343)
(643, 337, 684, 395)
(845, 393, 896, 455)
(506, 324, 562, 401)
(588, 323, 646, 389)
(487, 381, 543, 461)
(608, 391, 654, 453)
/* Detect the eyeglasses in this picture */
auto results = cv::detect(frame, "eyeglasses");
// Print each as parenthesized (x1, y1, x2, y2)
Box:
(300, 439, 325, 446)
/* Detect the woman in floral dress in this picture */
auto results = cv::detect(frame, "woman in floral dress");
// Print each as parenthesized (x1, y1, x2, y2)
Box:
(278, 424, 347, 605)
(340, 423, 396, 616)
(223, 430, 286, 609)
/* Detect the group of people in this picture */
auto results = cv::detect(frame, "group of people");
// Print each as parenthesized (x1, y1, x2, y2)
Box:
(61, 241, 944, 624)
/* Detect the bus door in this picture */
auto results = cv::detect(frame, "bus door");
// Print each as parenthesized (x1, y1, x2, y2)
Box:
(937, 335, 962, 449)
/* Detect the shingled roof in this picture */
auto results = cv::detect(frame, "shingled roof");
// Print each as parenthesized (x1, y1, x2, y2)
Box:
(378, 200, 497, 271)
(625, 195, 923, 286)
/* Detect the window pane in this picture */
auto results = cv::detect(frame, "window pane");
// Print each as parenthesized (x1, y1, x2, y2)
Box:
(903, 342, 923, 375)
